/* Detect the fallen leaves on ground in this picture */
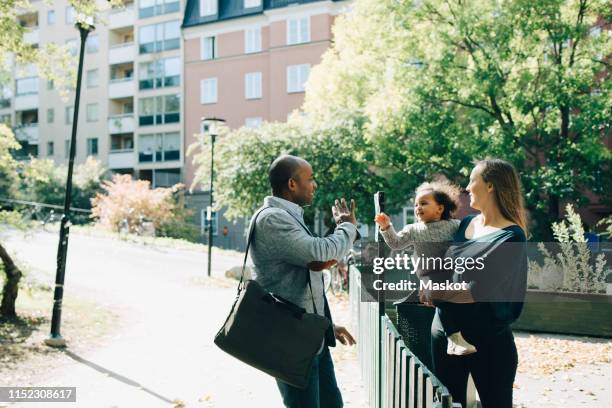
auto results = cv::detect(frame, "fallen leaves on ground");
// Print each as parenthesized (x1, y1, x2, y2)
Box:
(515, 333, 612, 375)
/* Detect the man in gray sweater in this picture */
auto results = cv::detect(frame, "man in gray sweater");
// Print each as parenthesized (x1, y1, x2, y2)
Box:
(249, 154, 357, 408)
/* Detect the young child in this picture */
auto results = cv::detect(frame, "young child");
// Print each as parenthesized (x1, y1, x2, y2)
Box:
(374, 181, 476, 355)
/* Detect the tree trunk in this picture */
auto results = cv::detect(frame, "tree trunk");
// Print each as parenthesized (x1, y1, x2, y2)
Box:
(0, 242, 22, 318)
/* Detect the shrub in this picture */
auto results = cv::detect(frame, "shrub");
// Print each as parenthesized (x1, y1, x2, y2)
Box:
(528, 205, 608, 293)
(91, 174, 184, 235)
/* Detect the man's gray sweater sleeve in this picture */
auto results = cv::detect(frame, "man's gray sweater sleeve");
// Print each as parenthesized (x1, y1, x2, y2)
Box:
(258, 211, 357, 267)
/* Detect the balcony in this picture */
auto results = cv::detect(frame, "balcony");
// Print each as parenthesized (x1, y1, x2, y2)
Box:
(108, 114, 135, 134)
(109, 43, 135, 64)
(109, 78, 135, 99)
(23, 28, 39, 44)
(108, 149, 135, 169)
(14, 124, 39, 142)
(109, 4, 135, 29)
(14, 94, 38, 110)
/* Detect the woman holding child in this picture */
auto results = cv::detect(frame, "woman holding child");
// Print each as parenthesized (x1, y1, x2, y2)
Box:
(375, 158, 528, 408)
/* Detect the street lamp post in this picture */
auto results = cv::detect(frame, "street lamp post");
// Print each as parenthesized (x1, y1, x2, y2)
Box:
(45, 21, 94, 348)
(201, 117, 225, 277)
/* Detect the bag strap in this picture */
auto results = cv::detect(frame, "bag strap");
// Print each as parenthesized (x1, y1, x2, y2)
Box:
(238, 206, 268, 290)
(239, 205, 319, 315)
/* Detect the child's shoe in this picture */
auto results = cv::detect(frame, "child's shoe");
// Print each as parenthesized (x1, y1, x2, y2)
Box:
(447, 331, 477, 355)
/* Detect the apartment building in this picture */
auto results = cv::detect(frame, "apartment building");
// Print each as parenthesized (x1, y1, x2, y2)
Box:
(2, 0, 185, 187)
(181, 0, 349, 188)
(179, 0, 349, 250)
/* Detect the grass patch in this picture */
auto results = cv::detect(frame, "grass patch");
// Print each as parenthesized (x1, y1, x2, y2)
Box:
(0, 275, 116, 385)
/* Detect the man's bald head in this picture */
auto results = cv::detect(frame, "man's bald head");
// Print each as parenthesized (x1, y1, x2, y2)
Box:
(269, 155, 306, 195)
(269, 155, 316, 205)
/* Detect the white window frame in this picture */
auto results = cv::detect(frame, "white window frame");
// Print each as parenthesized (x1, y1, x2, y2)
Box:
(286, 64, 310, 93)
(199, 0, 217, 17)
(245, 117, 262, 128)
(47, 10, 56, 25)
(244, 0, 261, 9)
(86, 34, 99, 54)
(244, 27, 261, 54)
(287, 16, 310, 45)
(86, 69, 99, 88)
(86, 103, 99, 122)
(87, 137, 98, 156)
(201, 35, 216, 60)
(65, 6, 75, 24)
(65, 106, 73, 125)
(244, 72, 262, 100)
(200, 78, 218, 104)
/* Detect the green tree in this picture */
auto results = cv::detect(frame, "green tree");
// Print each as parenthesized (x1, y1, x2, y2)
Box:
(0, 0, 125, 317)
(189, 115, 388, 225)
(304, 0, 611, 238)
(0, 125, 23, 317)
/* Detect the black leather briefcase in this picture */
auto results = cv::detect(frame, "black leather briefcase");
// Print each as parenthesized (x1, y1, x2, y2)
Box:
(214, 208, 330, 389)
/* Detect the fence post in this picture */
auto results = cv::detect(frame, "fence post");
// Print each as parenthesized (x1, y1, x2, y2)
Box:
(375, 191, 386, 408)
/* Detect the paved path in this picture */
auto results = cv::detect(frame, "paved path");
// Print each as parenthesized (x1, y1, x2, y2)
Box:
(1, 230, 367, 408)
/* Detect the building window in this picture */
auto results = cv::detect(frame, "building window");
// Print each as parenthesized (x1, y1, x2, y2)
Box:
(200, 78, 217, 104)
(138, 20, 180, 54)
(287, 16, 309, 45)
(16, 77, 38, 95)
(65, 39, 78, 56)
(65, 106, 73, 124)
(87, 138, 98, 156)
(47, 108, 54, 123)
(139, 0, 180, 18)
(47, 10, 56, 25)
(244, 27, 261, 54)
(245, 72, 262, 100)
(65, 6, 75, 24)
(244, 0, 261, 8)
(287, 64, 310, 93)
(0, 114, 11, 125)
(86, 103, 98, 122)
(47, 141, 54, 156)
(0, 86, 11, 108)
(138, 95, 180, 126)
(139, 57, 180, 90)
(201, 36, 216, 60)
(47, 79, 54, 90)
(87, 69, 99, 88)
(200, 0, 217, 16)
(111, 133, 134, 151)
(245, 117, 262, 128)
(64, 140, 70, 158)
(86, 35, 99, 53)
(138, 132, 180, 162)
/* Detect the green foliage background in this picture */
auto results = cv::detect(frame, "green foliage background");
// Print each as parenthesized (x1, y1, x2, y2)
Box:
(191, 0, 611, 238)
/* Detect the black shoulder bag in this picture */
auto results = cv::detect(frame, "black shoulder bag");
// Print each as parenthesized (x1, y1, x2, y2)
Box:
(213, 207, 330, 389)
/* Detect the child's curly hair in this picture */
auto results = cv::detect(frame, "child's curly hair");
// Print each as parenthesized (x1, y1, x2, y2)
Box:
(415, 180, 461, 220)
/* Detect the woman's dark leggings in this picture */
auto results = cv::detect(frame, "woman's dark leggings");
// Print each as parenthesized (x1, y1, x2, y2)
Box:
(430, 310, 518, 408)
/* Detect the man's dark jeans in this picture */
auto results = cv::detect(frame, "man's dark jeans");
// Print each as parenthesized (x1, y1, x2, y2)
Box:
(276, 346, 343, 408)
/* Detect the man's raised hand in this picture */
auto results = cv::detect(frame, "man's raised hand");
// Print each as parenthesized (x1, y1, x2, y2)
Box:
(332, 198, 357, 225)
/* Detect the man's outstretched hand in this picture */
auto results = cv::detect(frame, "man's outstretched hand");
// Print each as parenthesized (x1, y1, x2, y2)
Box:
(332, 198, 357, 225)
(334, 325, 356, 346)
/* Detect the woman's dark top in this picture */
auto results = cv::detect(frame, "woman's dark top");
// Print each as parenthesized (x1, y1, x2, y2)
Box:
(443, 214, 528, 342)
